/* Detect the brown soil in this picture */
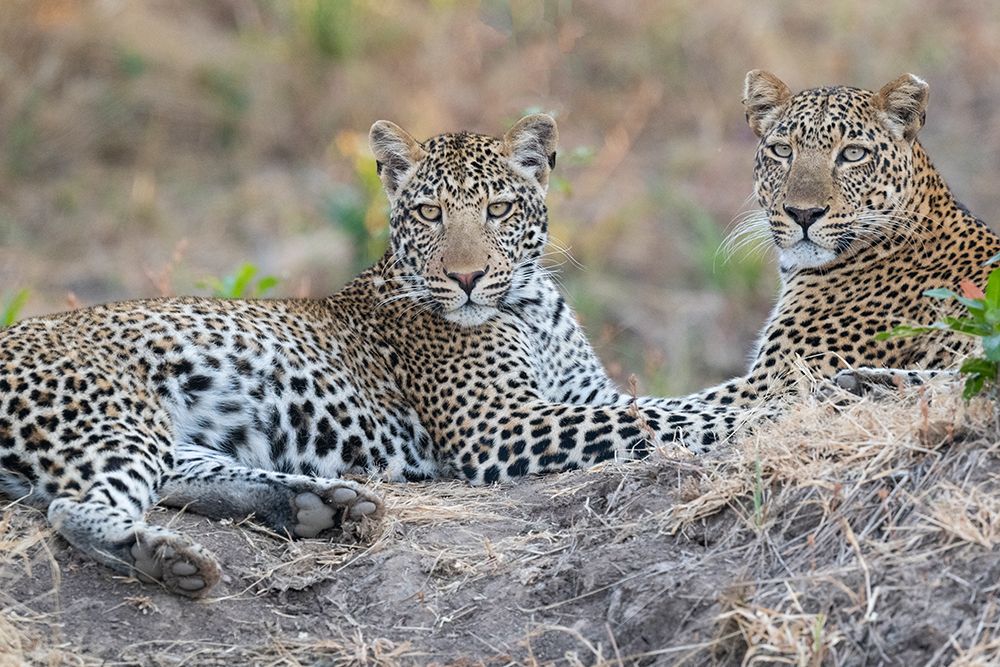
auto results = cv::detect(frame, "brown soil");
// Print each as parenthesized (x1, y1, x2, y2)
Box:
(3, 380, 999, 666)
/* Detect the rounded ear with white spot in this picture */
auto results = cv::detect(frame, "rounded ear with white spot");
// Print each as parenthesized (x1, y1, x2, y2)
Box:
(368, 120, 427, 201)
(873, 74, 929, 142)
(743, 70, 792, 137)
(504, 113, 558, 191)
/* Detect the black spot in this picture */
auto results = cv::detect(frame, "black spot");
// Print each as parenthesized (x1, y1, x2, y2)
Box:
(1, 453, 37, 485)
(483, 465, 500, 484)
(343, 435, 363, 464)
(506, 457, 529, 477)
(183, 375, 213, 392)
(217, 426, 248, 457)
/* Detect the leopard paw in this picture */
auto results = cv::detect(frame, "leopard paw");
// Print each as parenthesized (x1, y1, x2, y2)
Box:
(291, 481, 383, 541)
(130, 530, 221, 598)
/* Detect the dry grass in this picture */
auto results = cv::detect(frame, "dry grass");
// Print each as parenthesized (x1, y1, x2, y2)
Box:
(0, 505, 83, 667)
(655, 378, 1000, 664)
(4, 378, 997, 664)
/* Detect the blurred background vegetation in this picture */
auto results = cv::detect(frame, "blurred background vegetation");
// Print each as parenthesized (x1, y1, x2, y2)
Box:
(2, 0, 1000, 393)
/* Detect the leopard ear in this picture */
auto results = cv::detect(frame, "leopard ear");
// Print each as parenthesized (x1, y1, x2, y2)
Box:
(504, 114, 558, 192)
(369, 120, 426, 201)
(873, 74, 929, 142)
(743, 70, 792, 137)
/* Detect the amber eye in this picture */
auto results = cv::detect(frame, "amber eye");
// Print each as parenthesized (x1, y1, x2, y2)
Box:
(840, 146, 869, 163)
(415, 204, 442, 222)
(770, 143, 792, 158)
(487, 201, 513, 219)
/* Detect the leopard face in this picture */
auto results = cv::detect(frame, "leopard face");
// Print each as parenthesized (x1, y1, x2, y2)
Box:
(369, 115, 557, 327)
(744, 71, 929, 272)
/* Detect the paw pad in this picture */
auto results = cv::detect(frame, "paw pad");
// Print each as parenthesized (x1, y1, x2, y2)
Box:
(292, 483, 384, 540)
(130, 534, 221, 598)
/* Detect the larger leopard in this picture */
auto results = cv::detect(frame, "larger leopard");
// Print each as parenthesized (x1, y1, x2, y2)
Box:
(0, 114, 703, 598)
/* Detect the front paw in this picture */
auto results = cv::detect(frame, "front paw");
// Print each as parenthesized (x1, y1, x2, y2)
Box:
(817, 368, 897, 400)
(830, 369, 866, 395)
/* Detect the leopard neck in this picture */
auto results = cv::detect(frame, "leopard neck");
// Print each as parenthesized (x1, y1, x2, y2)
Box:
(905, 141, 981, 237)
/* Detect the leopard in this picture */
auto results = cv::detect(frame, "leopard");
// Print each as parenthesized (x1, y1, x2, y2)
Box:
(0, 114, 722, 598)
(631, 71, 1000, 446)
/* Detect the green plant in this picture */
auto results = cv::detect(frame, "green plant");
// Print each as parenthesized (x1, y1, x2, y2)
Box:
(7, 94, 40, 176)
(293, 0, 361, 61)
(198, 263, 279, 299)
(325, 131, 388, 272)
(877, 267, 1000, 399)
(811, 613, 828, 662)
(679, 195, 771, 297)
(1, 289, 29, 328)
(195, 66, 250, 148)
(549, 145, 595, 197)
(115, 46, 147, 78)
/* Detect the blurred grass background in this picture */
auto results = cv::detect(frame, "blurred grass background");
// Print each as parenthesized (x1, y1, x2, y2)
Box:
(1, 0, 999, 393)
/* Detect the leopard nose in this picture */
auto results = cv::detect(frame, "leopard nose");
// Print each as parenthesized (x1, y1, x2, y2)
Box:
(446, 269, 486, 296)
(783, 205, 830, 231)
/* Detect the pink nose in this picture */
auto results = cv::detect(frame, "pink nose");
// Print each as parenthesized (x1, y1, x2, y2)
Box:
(446, 269, 486, 296)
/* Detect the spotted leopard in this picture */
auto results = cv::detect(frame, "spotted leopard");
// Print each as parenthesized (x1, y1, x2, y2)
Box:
(0, 115, 696, 597)
(633, 71, 1000, 447)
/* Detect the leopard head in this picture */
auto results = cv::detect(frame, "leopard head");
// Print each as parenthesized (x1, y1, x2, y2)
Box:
(369, 115, 557, 327)
(743, 70, 929, 272)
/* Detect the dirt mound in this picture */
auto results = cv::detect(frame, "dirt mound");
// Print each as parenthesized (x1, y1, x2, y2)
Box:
(3, 380, 999, 666)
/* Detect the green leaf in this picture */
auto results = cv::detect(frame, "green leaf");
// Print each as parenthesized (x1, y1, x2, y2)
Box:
(942, 316, 991, 337)
(955, 296, 986, 312)
(229, 263, 257, 298)
(923, 287, 959, 300)
(199, 263, 280, 299)
(960, 357, 998, 378)
(0, 289, 29, 328)
(984, 335, 1000, 362)
(986, 268, 1000, 310)
(875, 324, 940, 340)
(255, 276, 280, 297)
(963, 374, 987, 399)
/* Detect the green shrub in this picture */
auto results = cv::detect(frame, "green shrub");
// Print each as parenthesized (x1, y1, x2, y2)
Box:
(1, 289, 29, 328)
(198, 263, 279, 299)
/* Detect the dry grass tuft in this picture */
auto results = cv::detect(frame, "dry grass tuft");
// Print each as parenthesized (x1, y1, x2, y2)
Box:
(925, 482, 1000, 549)
(665, 378, 996, 533)
(0, 503, 84, 666)
(950, 634, 1000, 667)
(718, 601, 840, 667)
(649, 377, 1000, 664)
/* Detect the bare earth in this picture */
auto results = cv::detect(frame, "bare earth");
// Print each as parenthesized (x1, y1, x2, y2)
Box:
(3, 380, 1000, 666)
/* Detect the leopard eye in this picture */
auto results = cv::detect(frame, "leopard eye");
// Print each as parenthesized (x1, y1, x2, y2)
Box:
(415, 204, 442, 223)
(840, 146, 869, 163)
(770, 143, 792, 159)
(487, 201, 513, 219)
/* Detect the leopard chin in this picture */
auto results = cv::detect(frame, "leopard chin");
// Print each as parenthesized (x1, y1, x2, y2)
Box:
(441, 303, 499, 327)
(778, 240, 839, 272)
